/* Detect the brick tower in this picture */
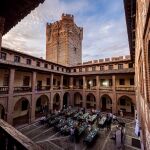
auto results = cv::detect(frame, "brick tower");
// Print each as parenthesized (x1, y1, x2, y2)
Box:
(46, 14, 83, 66)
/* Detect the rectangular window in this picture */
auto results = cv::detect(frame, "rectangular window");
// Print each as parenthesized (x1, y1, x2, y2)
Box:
(109, 79, 112, 86)
(73, 79, 76, 86)
(130, 78, 134, 85)
(129, 63, 133, 68)
(62, 68, 64, 72)
(47, 78, 50, 85)
(79, 68, 82, 72)
(23, 76, 30, 86)
(53, 79, 56, 85)
(85, 67, 88, 72)
(14, 56, 20, 63)
(118, 64, 123, 69)
(0, 52, 6, 60)
(100, 65, 104, 71)
(57, 67, 59, 71)
(109, 65, 113, 70)
(51, 65, 54, 69)
(74, 69, 76, 72)
(92, 66, 96, 71)
(26, 59, 31, 65)
(3, 74, 9, 86)
(119, 79, 125, 85)
(44, 63, 48, 68)
(36, 61, 40, 67)
(93, 79, 96, 86)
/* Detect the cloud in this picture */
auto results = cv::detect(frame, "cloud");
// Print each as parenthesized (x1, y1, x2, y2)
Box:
(2, 0, 129, 62)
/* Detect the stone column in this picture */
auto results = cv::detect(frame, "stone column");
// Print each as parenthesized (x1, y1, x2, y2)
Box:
(96, 75, 100, 110)
(0, 17, 5, 51)
(50, 73, 54, 90)
(60, 75, 63, 89)
(69, 77, 73, 89)
(112, 75, 117, 114)
(7, 68, 15, 125)
(30, 71, 36, 123)
(83, 76, 87, 108)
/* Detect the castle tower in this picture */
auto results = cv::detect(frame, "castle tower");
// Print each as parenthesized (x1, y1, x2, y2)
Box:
(46, 14, 83, 66)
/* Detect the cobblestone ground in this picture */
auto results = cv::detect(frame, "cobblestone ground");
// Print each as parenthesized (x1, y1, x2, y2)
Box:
(17, 115, 141, 150)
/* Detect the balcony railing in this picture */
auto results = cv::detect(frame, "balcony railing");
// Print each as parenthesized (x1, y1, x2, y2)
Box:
(0, 87, 9, 94)
(53, 86, 60, 90)
(116, 87, 135, 91)
(14, 87, 32, 93)
(99, 86, 112, 90)
(63, 86, 70, 89)
(73, 86, 83, 89)
(35, 86, 50, 91)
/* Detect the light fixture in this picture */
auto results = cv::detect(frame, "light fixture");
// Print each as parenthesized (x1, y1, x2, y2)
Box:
(102, 80, 109, 87)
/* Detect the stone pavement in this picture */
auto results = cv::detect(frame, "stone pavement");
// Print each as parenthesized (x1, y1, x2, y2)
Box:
(17, 116, 141, 150)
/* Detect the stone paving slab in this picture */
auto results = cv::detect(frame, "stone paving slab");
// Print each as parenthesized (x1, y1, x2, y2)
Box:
(18, 116, 141, 150)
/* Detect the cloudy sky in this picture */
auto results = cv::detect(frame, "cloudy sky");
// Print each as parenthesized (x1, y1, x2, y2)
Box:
(2, 0, 129, 62)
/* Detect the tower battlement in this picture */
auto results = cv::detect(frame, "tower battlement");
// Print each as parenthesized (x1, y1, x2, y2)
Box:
(61, 13, 74, 22)
(46, 14, 82, 66)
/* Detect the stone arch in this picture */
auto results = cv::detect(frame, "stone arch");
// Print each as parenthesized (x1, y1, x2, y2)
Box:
(74, 92, 83, 107)
(100, 94, 112, 112)
(118, 95, 135, 114)
(35, 95, 49, 118)
(86, 93, 96, 109)
(53, 93, 61, 110)
(13, 97, 30, 126)
(63, 92, 70, 108)
(0, 104, 5, 119)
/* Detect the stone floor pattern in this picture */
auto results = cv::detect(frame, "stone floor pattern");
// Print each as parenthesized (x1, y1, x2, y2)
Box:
(17, 115, 141, 150)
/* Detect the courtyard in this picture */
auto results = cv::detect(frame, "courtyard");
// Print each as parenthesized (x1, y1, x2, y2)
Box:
(17, 110, 140, 150)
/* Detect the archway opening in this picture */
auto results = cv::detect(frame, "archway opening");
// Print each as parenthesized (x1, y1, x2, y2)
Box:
(63, 92, 70, 108)
(53, 93, 61, 110)
(13, 98, 29, 126)
(0, 104, 5, 119)
(101, 95, 112, 112)
(86, 93, 96, 109)
(35, 95, 49, 118)
(74, 92, 82, 107)
(118, 96, 134, 116)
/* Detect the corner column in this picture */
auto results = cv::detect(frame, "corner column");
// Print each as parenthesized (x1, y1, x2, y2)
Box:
(7, 68, 15, 125)
(30, 71, 36, 123)
(0, 17, 5, 51)
(112, 75, 117, 114)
